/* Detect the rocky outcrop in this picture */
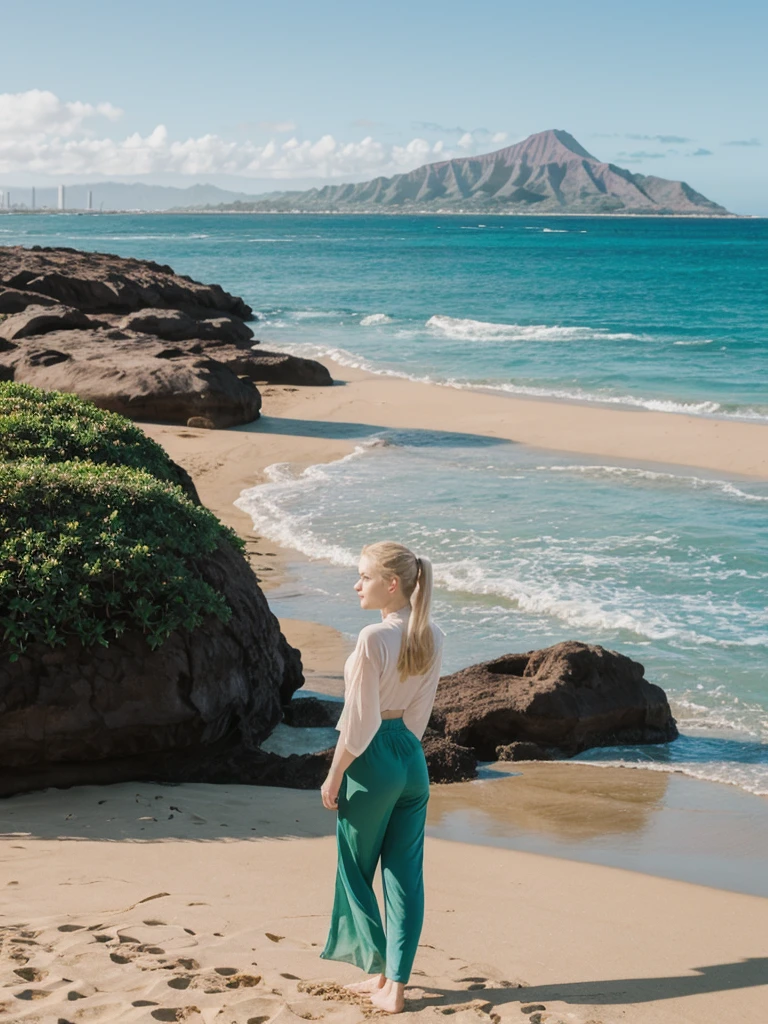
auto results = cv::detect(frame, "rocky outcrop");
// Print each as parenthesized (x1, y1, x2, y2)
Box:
(0, 539, 303, 792)
(0, 246, 253, 319)
(0, 247, 334, 423)
(1, 328, 263, 427)
(430, 641, 678, 760)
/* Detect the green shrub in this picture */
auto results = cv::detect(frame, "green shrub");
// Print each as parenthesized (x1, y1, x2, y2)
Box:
(0, 381, 191, 488)
(0, 458, 244, 661)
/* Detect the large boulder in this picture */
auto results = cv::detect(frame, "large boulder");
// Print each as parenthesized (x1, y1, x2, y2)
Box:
(430, 641, 678, 760)
(0, 538, 303, 792)
(0, 245, 252, 320)
(2, 329, 262, 427)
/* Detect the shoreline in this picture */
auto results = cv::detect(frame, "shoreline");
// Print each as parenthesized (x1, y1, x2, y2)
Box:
(142, 350, 767, 700)
(235, 358, 768, 479)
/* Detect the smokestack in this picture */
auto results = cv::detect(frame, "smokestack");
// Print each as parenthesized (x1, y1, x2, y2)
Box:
(31, 187, 35, 211)
(58, 184, 66, 211)
(87, 190, 93, 211)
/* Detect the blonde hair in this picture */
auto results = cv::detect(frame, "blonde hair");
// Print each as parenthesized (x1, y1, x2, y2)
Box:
(362, 541, 435, 681)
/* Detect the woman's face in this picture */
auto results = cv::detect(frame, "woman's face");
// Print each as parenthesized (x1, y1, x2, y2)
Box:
(354, 555, 396, 610)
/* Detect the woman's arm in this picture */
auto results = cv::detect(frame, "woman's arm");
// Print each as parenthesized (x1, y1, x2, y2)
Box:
(321, 737, 356, 810)
(321, 626, 385, 810)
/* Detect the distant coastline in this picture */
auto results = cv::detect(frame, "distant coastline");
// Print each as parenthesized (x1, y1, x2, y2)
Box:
(0, 208, 754, 218)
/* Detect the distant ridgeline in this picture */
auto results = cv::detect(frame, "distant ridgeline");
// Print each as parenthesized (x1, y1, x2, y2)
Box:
(185, 130, 730, 216)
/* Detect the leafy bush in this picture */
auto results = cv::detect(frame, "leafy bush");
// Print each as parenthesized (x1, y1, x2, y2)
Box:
(0, 381, 191, 488)
(0, 458, 244, 661)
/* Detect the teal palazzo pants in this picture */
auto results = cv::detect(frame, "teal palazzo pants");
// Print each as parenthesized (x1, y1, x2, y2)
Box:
(320, 718, 430, 984)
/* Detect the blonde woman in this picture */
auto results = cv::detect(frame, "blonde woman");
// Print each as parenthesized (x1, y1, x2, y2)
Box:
(320, 541, 444, 1014)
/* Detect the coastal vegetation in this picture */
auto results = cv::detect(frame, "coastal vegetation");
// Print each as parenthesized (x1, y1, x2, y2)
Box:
(0, 381, 243, 661)
(0, 382, 198, 487)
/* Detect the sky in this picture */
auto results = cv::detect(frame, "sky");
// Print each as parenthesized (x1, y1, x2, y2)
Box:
(1, 0, 766, 213)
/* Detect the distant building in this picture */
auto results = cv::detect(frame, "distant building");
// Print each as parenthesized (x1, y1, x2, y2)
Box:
(58, 184, 66, 211)
(31, 187, 35, 211)
(87, 190, 93, 211)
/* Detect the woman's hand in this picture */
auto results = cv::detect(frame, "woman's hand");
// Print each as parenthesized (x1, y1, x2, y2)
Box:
(321, 774, 340, 810)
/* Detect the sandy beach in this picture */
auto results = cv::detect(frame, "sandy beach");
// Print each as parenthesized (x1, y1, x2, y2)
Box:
(3, 361, 767, 1023)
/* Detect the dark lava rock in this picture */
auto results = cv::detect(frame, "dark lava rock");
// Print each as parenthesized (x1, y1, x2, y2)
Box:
(0, 303, 97, 341)
(283, 697, 342, 728)
(0, 539, 303, 796)
(1, 329, 262, 427)
(430, 641, 678, 760)
(422, 730, 478, 782)
(0, 245, 252, 320)
(495, 741, 555, 762)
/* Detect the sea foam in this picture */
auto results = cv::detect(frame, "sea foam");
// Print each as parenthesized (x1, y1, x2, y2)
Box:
(425, 314, 642, 342)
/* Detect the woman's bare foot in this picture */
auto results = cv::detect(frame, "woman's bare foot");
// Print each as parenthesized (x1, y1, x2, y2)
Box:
(344, 973, 386, 994)
(369, 978, 405, 1014)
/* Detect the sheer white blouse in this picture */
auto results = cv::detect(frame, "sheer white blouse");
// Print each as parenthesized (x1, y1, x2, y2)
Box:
(335, 606, 445, 757)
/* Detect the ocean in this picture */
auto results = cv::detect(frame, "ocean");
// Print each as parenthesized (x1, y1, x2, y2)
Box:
(2, 212, 767, 797)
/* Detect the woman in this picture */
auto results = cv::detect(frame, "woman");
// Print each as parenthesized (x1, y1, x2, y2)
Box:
(320, 541, 444, 1014)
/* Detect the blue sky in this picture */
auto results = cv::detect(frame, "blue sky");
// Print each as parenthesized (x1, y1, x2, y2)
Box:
(1, 0, 766, 212)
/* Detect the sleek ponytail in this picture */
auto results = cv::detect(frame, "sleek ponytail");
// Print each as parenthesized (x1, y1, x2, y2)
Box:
(362, 541, 435, 681)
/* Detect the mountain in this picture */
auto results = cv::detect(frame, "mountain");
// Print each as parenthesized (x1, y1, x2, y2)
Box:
(191, 130, 729, 216)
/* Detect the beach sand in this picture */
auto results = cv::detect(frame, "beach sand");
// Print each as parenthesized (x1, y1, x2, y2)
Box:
(3, 361, 767, 1023)
(2, 783, 767, 1024)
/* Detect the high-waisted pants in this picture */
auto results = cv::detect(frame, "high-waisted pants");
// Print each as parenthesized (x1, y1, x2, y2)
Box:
(320, 718, 430, 984)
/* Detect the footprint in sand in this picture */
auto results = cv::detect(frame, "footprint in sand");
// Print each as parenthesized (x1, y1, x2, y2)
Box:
(151, 1009, 199, 1022)
(13, 966, 46, 982)
(14, 988, 52, 1001)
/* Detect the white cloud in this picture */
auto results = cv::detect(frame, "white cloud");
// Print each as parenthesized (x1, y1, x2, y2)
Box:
(0, 89, 501, 181)
(491, 131, 508, 144)
(0, 89, 122, 139)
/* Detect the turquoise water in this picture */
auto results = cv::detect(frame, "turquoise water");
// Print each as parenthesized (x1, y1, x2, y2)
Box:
(3, 212, 766, 417)
(2, 213, 767, 794)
